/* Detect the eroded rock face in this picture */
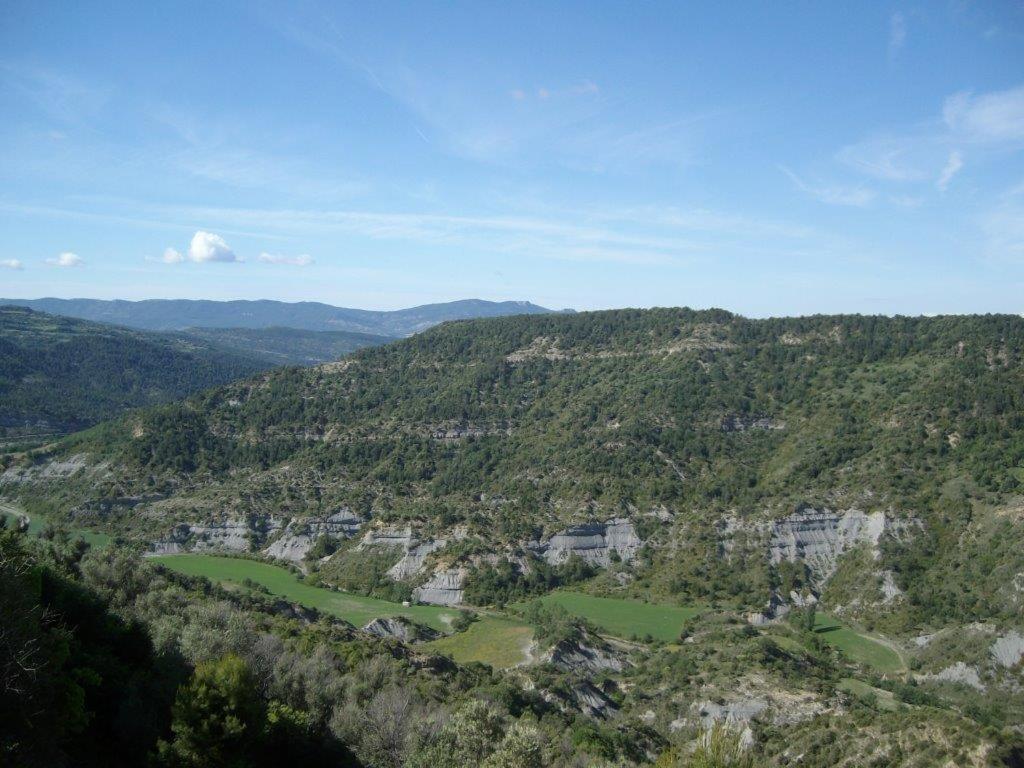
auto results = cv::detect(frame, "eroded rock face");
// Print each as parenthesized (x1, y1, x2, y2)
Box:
(1, 454, 100, 484)
(156, 511, 371, 563)
(361, 616, 439, 643)
(388, 540, 446, 580)
(263, 510, 363, 563)
(413, 568, 465, 606)
(543, 633, 626, 674)
(530, 518, 642, 567)
(357, 526, 447, 581)
(569, 681, 618, 719)
(991, 631, 1024, 668)
(174, 517, 282, 553)
(768, 507, 887, 581)
(920, 662, 985, 691)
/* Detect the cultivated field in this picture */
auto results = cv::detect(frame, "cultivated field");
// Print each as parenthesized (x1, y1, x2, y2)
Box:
(518, 591, 702, 642)
(153, 554, 460, 632)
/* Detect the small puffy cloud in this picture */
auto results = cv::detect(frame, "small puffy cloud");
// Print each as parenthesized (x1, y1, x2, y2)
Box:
(1, 258, 23, 270)
(188, 230, 239, 263)
(537, 87, 550, 100)
(510, 88, 526, 101)
(936, 150, 963, 191)
(943, 85, 1024, 143)
(47, 251, 83, 267)
(162, 247, 185, 263)
(573, 80, 600, 95)
(258, 252, 313, 266)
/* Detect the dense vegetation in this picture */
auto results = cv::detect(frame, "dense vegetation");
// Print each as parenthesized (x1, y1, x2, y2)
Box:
(0, 306, 269, 435)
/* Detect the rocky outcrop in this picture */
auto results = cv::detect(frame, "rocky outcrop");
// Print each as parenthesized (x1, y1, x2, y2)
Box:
(530, 518, 642, 567)
(768, 507, 888, 581)
(263, 510, 363, 563)
(361, 616, 440, 643)
(1, 454, 101, 484)
(413, 568, 465, 606)
(357, 526, 448, 581)
(389, 540, 446, 580)
(569, 681, 618, 719)
(150, 515, 287, 555)
(920, 662, 985, 691)
(543, 632, 627, 674)
(991, 631, 1024, 668)
(721, 415, 785, 432)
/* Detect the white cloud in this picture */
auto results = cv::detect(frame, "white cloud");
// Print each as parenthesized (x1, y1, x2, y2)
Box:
(936, 150, 964, 191)
(0, 258, 23, 270)
(187, 230, 239, 263)
(943, 85, 1024, 143)
(888, 12, 906, 57)
(509, 88, 526, 101)
(258, 252, 313, 266)
(162, 247, 185, 263)
(46, 251, 83, 267)
(780, 166, 875, 206)
(836, 139, 929, 182)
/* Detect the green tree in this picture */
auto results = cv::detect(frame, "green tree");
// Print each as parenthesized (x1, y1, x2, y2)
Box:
(158, 654, 266, 768)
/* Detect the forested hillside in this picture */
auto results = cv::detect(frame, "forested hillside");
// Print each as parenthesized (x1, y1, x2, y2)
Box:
(0, 306, 270, 436)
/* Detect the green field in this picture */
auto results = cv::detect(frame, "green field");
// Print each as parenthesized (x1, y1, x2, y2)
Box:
(517, 592, 701, 643)
(815, 615, 904, 674)
(153, 554, 460, 632)
(838, 677, 899, 710)
(427, 615, 533, 669)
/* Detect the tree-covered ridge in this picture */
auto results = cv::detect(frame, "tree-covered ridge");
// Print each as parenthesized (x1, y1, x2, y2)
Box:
(0, 305, 271, 435)
(112, 308, 1024, 509)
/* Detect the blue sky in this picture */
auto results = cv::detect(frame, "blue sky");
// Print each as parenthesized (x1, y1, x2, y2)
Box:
(1, 1, 1023, 315)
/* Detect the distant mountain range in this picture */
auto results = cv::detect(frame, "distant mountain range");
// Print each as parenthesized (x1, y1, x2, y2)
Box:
(0, 298, 571, 337)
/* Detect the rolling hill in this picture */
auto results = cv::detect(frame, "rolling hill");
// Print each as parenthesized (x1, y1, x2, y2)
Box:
(0, 297, 570, 336)
(0, 305, 271, 435)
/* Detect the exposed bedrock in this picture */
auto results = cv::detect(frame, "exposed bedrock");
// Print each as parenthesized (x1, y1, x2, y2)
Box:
(768, 506, 893, 581)
(150, 509, 361, 559)
(361, 616, 439, 643)
(263, 510, 363, 563)
(413, 568, 465, 606)
(357, 526, 448, 581)
(530, 517, 642, 567)
(543, 633, 627, 674)
(991, 630, 1024, 668)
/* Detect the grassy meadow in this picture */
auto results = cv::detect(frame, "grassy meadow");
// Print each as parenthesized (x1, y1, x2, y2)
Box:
(517, 591, 702, 643)
(152, 554, 460, 632)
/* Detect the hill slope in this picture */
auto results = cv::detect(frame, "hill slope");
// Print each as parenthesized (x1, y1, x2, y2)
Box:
(177, 326, 395, 366)
(0, 305, 271, 435)
(9, 308, 1023, 627)
(0, 297, 568, 336)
